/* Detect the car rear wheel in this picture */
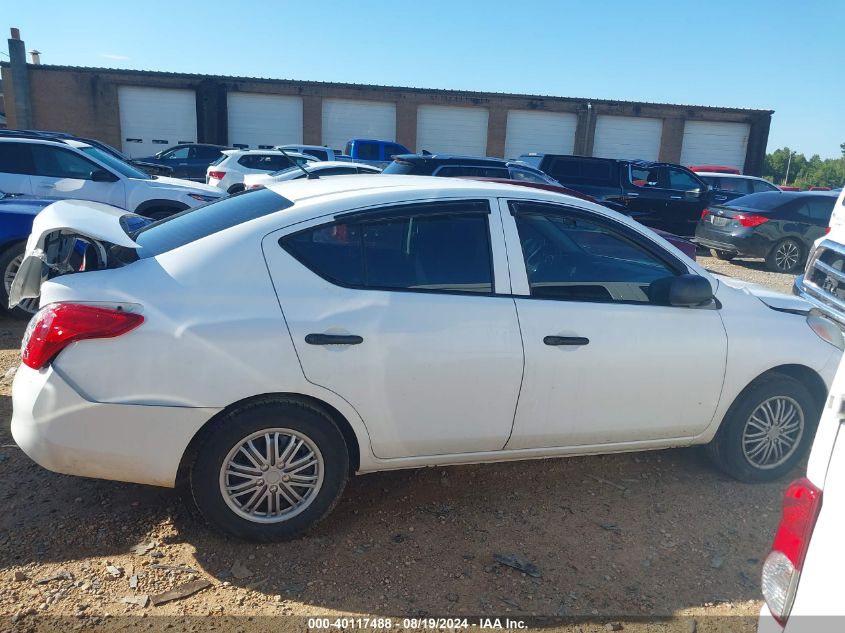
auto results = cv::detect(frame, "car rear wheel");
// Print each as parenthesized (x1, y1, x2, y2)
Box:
(706, 374, 818, 482)
(710, 249, 735, 261)
(0, 244, 39, 320)
(766, 238, 803, 273)
(190, 398, 349, 541)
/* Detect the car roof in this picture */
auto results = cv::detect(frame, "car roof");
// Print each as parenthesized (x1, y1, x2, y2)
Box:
(222, 149, 312, 157)
(278, 144, 332, 150)
(697, 172, 764, 180)
(392, 153, 513, 165)
(306, 161, 378, 170)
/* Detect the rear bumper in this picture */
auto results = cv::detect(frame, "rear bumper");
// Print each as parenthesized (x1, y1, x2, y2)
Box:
(11, 364, 219, 488)
(694, 222, 770, 257)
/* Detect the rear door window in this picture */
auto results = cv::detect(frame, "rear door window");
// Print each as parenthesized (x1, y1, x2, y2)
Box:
(435, 166, 510, 178)
(630, 166, 660, 188)
(718, 177, 753, 194)
(304, 149, 329, 161)
(0, 142, 34, 174)
(547, 157, 613, 184)
(281, 200, 493, 294)
(751, 179, 778, 193)
(30, 145, 101, 179)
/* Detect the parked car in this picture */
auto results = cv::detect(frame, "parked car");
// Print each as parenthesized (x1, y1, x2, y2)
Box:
(10, 176, 842, 541)
(791, 187, 845, 327)
(383, 153, 561, 185)
(275, 145, 343, 162)
(0, 129, 174, 177)
(207, 149, 316, 194)
(689, 165, 741, 175)
(136, 144, 229, 182)
(0, 136, 222, 219)
(695, 192, 837, 272)
(469, 177, 698, 260)
(345, 139, 410, 168)
(519, 153, 713, 237)
(244, 161, 382, 189)
(696, 171, 781, 203)
(0, 191, 54, 318)
(757, 349, 845, 632)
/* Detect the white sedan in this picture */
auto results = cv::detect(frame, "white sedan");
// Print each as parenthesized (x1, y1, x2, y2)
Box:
(10, 177, 844, 541)
(243, 160, 381, 190)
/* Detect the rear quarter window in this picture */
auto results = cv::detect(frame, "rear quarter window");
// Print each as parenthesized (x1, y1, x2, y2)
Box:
(547, 157, 613, 184)
(133, 188, 292, 257)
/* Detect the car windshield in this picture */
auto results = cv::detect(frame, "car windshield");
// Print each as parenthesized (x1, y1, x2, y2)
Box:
(132, 188, 293, 257)
(382, 160, 415, 175)
(269, 165, 303, 177)
(80, 146, 151, 180)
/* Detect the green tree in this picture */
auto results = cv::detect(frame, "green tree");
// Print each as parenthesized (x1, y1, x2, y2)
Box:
(763, 145, 844, 188)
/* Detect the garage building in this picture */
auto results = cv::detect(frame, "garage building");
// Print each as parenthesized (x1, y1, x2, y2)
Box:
(1, 35, 772, 174)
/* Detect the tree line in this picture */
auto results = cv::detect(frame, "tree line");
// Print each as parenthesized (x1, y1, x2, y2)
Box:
(762, 143, 845, 189)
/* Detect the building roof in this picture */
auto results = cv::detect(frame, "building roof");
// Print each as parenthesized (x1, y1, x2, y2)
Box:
(0, 62, 775, 115)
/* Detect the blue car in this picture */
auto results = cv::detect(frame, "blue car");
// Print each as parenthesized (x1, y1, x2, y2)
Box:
(0, 192, 55, 318)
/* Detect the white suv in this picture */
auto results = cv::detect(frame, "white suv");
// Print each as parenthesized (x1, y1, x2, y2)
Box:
(0, 137, 223, 219)
(206, 149, 315, 194)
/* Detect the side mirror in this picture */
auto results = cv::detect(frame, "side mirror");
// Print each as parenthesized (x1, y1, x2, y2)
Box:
(648, 274, 714, 307)
(90, 168, 118, 182)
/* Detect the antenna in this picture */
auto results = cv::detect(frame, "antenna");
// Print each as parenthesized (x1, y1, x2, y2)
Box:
(277, 148, 318, 179)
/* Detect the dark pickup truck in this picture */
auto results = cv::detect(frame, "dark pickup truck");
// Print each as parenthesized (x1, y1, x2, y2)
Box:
(520, 153, 714, 237)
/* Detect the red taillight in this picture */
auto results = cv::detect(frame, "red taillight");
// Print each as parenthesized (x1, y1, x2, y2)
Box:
(736, 213, 769, 227)
(825, 227, 831, 235)
(21, 304, 144, 370)
(246, 184, 265, 190)
(762, 478, 823, 624)
(701, 208, 711, 219)
(208, 171, 226, 180)
(772, 478, 822, 568)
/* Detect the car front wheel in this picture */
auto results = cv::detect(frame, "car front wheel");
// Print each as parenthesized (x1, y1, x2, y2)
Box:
(710, 249, 735, 261)
(190, 398, 349, 541)
(706, 374, 819, 482)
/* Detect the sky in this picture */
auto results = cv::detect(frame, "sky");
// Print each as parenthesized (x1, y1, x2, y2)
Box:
(4, 0, 843, 159)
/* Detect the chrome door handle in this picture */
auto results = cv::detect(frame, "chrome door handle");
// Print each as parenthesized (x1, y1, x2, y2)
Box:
(544, 336, 589, 346)
(305, 333, 363, 345)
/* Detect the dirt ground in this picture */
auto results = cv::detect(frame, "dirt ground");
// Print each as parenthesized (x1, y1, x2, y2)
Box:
(0, 254, 805, 632)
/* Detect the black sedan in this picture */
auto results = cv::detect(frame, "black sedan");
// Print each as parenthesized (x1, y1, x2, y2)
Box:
(694, 191, 837, 272)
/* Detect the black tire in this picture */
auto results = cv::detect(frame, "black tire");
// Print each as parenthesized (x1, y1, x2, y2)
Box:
(0, 243, 39, 320)
(227, 184, 245, 194)
(710, 249, 735, 261)
(706, 374, 819, 482)
(144, 208, 179, 221)
(190, 397, 349, 542)
(765, 238, 804, 273)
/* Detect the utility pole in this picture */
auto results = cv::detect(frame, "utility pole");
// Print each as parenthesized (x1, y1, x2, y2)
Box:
(783, 150, 795, 186)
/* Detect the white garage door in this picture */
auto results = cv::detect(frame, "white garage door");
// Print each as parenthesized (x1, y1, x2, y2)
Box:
(322, 99, 396, 150)
(680, 121, 751, 172)
(504, 110, 577, 158)
(228, 93, 303, 149)
(118, 86, 197, 158)
(417, 105, 489, 155)
(592, 115, 662, 161)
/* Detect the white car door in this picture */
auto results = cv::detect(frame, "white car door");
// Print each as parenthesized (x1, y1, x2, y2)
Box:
(28, 144, 126, 208)
(499, 198, 728, 449)
(0, 142, 34, 195)
(263, 198, 524, 459)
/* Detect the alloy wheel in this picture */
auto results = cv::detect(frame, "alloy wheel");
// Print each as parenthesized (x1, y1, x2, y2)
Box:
(774, 241, 800, 272)
(741, 396, 804, 469)
(219, 428, 324, 523)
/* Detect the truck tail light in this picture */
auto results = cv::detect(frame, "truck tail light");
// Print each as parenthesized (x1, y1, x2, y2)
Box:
(701, 208, 711, 219)
(736, 214, 769, 227)
(761, 478, 822, 625)
(21, 304, 144, 370)
(208, 171, 226, 180)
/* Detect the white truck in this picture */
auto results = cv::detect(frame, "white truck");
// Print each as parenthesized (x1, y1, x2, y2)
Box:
(792, 187, 845, 326)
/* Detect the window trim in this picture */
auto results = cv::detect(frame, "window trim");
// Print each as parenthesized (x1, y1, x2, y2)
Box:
(431, 164, 510, 178)
(506, 199, 705, 307)
(281, 199, 498, 297)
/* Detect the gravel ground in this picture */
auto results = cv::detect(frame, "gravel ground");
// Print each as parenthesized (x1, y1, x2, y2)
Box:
(0, 258, 803, 632)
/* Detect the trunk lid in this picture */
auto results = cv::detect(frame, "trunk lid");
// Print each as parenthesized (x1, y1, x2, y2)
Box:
(9, 199, 145, 307)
